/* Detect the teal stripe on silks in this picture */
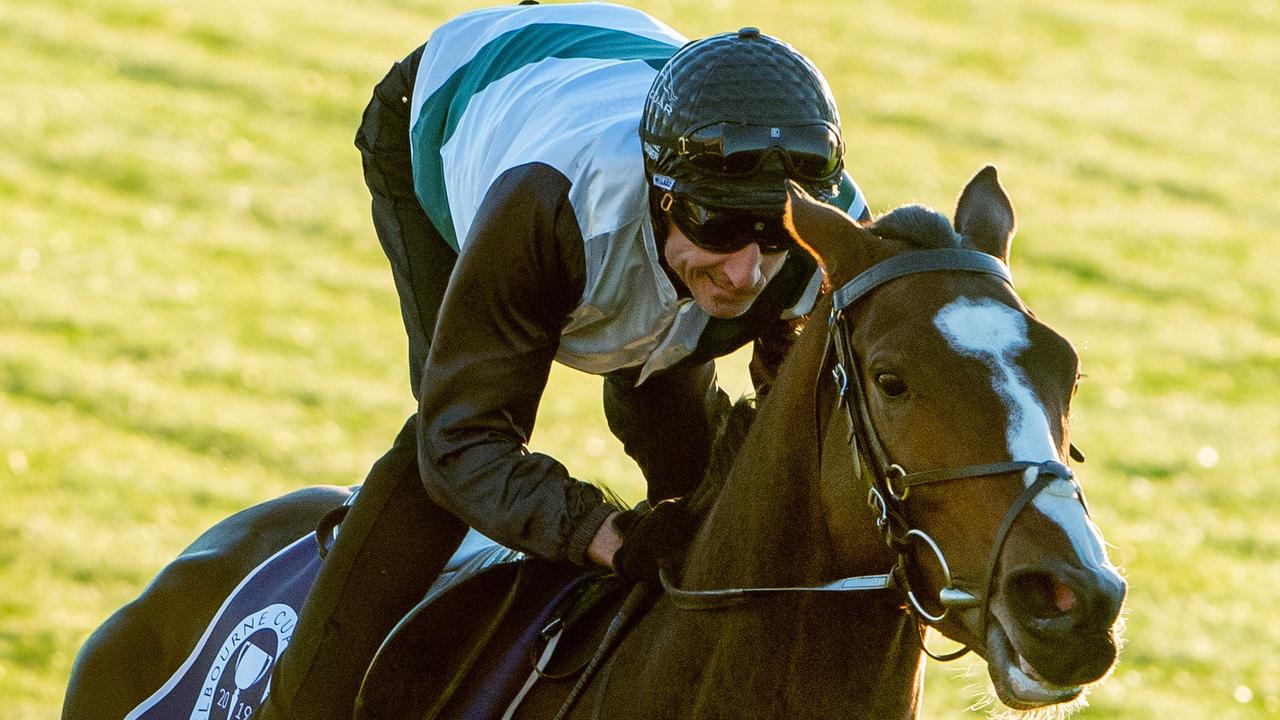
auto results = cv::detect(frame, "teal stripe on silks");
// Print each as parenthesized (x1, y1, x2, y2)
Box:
(411, 24, 679, 251)
(834, 171, 856, 213)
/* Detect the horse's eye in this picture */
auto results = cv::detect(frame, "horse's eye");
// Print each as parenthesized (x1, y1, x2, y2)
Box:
(875, 373, 908, 398)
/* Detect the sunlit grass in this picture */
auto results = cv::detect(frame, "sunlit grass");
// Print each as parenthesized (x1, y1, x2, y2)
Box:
(2, 0, 1278, 717)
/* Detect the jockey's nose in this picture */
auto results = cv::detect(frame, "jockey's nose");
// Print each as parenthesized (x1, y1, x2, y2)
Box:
(719, 242, 765, 291)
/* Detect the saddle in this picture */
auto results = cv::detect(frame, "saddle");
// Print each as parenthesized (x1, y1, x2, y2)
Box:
(124, 506, 633, 720)
(355, 558, 633, 720)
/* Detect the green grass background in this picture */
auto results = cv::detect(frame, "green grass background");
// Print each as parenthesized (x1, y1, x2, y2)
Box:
(2, 0, 1277, 717)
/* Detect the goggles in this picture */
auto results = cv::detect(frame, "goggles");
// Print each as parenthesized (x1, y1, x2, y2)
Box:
(677, 122, 842, 181)
(662, 191, 794, 255)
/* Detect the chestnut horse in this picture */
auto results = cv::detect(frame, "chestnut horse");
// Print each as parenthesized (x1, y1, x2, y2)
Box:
(65, 167, 1124, 719)
(507, 166, 1125, 718)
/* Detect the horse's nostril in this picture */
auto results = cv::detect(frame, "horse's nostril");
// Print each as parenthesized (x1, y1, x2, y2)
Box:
(1005, 567, 1127, 641)
(1007, 570, 1075, 621)
(1050, 576, 1076, 613)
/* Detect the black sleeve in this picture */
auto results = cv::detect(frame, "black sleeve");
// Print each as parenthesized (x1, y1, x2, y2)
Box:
(415, 163, 616, 563)
(602, 361, 731, 504)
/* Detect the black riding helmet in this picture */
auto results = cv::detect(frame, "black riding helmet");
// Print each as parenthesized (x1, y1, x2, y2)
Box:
(641, 27, 844, 251)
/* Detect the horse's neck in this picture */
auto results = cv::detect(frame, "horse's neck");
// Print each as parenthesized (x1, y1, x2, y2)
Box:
(684, 316, 834, 588)
(683, 301, 894, 588)
(600, 593, 923, 719)
(593, 313, 925, 719)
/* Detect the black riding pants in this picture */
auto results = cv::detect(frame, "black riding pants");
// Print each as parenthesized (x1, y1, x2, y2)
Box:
(263, 44, 469, 720)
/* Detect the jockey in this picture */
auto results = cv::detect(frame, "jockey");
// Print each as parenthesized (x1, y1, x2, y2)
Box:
(260, 2, 869, 718)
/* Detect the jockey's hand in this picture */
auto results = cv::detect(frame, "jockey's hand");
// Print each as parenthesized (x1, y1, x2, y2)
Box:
(612, 499, 696, 584)
(587, 511, 623, 570)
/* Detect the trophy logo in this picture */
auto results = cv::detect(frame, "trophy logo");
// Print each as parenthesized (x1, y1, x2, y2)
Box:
(191, 604, 296, 720)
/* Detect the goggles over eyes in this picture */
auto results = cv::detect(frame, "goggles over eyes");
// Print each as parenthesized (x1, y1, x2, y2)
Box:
(662, 191, 794, 255)
(677, 122, 843, 181)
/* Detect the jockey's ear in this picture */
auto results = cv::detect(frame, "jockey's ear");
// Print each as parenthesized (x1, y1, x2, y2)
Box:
(784, 180, 867, 285)
(954, 165, 1016, 263)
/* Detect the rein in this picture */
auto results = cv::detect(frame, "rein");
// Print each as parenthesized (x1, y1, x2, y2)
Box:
(661, 247, 1090, 662)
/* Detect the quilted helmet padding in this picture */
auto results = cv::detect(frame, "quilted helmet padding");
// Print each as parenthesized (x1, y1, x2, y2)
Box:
(641, 28, 842, 204)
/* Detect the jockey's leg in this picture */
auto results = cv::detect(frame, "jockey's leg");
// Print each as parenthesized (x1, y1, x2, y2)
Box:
(260, 416, 467, 719)
(354, 41, 455, 401)
(261, 42, 468, 720)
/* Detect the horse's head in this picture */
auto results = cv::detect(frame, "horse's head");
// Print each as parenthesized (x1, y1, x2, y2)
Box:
(788, 167, 1126, 711)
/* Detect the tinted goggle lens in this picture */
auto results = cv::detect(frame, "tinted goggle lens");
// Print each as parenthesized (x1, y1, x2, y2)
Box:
(683, 123, 842, 181)
(666, 194, 794, 254)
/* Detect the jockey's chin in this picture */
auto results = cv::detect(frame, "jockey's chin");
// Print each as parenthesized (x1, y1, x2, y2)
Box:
(693, 282, 766, 318)
(663, 225, 788, 319)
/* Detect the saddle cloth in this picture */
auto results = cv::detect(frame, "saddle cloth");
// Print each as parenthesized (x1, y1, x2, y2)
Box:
(124, 527, 525, 720)
(355, 560, 619, 720)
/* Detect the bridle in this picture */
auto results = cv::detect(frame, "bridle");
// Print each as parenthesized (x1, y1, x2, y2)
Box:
(660, 247, 1090, 661)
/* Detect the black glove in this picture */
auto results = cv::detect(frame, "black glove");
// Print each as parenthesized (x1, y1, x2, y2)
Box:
(612, 499, 696, 584)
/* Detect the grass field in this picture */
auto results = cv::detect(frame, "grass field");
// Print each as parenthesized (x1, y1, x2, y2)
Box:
(2, 0, 1278, 717)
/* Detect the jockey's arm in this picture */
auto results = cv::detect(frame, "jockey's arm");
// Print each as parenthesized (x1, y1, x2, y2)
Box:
(586, 510, 623, 569)
(602, 361, 728, 503)
(415, 165, 618, 566)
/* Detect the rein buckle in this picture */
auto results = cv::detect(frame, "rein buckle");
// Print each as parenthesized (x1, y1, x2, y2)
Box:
(831, 363, 849, 403)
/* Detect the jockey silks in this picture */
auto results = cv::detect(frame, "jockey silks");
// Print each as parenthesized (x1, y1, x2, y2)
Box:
(407, 2, 867, 383)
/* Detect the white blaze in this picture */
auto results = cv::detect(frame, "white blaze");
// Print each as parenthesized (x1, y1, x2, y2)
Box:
(933, 297, 1110, 566)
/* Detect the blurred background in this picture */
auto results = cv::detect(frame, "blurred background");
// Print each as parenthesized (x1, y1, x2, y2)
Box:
(1, 0, 1277, 717)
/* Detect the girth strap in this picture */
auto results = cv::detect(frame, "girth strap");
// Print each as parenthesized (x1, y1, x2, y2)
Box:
(500, 625, 564, 720)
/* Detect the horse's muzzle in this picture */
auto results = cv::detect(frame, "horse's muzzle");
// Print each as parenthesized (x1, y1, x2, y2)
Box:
(994, 559, 1127, 691)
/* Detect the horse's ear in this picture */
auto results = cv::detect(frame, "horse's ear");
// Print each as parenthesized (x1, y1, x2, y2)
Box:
(784, 180, 867, 282)
(954, 165, 1016, 263)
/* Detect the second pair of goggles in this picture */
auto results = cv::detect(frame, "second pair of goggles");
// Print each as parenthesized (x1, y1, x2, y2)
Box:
(673, 121, 843, 181)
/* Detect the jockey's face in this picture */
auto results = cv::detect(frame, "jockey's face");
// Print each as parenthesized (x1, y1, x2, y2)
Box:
(663, 221, 788, 318)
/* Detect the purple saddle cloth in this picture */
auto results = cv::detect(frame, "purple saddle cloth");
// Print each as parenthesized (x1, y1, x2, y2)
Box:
(125, 533, 323, 720)
(355, 559, 610, 720)
(125, 525, 605, 720)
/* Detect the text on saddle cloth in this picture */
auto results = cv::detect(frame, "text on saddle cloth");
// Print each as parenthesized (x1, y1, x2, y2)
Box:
(124, 528, 520, 720)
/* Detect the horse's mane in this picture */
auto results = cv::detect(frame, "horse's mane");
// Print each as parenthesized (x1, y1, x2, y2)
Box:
(682, 396, 757, 522)
(869, 204, 962, 249)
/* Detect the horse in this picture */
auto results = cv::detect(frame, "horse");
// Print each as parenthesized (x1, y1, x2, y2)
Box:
(65, 166, 1126, 719)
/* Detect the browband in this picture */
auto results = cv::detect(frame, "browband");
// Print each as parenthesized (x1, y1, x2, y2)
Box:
(832, 248, 1012, 311)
